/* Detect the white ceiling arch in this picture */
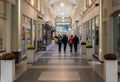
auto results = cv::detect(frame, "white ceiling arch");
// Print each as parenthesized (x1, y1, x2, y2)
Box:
(46, 0, 78, 17)
(46, 0, 77, 5)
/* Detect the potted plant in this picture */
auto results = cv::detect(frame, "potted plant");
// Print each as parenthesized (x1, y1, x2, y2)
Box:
(27, 45, 35, 63)
(104, 53, 118, 82)
(0, 53, 15, 82)
(80, 42, 86, 54)
(86, 44, 93, 60)
(104, 53, 117, 60)
(81, 42, 86, 45)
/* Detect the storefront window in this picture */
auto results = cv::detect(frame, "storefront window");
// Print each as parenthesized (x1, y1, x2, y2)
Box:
(0, 1, 6, 52)
(86, 21, 91, 44)
(32, 20, 36, 46)
(113, 13, 120, 57)
(22, 15, 32, 55)
(91, 16, 99, 55)
(0, 19, 6, 52)
(95, 16, 99, 45)
(83, 23, 86, 41)
(89, 20, 92, 43)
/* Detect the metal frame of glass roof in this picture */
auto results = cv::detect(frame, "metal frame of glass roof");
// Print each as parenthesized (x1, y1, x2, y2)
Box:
(46, 0, 77, 5)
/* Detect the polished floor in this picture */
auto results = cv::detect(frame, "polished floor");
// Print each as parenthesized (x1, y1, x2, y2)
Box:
(15, 42, 105, 82)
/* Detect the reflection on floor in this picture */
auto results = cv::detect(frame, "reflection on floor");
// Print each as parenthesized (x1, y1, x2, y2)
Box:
(14, 43, 105, 82)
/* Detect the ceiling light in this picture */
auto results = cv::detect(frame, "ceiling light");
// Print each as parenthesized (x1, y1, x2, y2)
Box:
(62, 13, 64, 15)
(61, 3, 64, 7)
(62, 16, 64, 19)
(118, 14, 120, 17)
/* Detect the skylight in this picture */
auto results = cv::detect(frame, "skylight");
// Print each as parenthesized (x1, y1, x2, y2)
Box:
(46, 0, 77, 5)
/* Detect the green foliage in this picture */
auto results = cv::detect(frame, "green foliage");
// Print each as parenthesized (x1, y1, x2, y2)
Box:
(27, 45, 35, 50)
(86, 44, 92, 48)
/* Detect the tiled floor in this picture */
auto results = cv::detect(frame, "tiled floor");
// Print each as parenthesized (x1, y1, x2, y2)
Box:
(1, 41, 120, 82)
(14, 43, 104, 82)
(38, 71, 81, 81)
(15, 44, 104, 82)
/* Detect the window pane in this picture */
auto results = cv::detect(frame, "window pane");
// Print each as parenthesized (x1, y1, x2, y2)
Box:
(0, 19, 6, 52)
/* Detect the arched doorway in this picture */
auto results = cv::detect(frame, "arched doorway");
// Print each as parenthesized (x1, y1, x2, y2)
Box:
(112, 11, 120, 57)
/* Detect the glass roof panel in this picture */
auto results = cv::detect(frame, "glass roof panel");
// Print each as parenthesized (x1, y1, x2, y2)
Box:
(46, 0, 77, 5)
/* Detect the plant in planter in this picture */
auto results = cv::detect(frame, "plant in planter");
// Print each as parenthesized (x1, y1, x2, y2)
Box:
(104, 53, 118, 82)
(80, 42, 86, 54)
(81, 42, 86, 45)
(104, 53, 117, 60)
(27, 45, 35, 50)
(0, 53, 15, 60)
(86, 44, 93, 60)
(86, 44, 92, 48)
(27, 45, 35, 63)
(0, 53, 15, 82)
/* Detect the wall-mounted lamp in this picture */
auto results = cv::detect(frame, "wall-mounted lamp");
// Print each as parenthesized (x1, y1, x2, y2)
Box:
(95, 3, 99, 7)
(76, 20, 79, 23)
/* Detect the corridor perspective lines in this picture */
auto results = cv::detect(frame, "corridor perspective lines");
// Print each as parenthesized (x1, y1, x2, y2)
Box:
(15, 43, 104, 82)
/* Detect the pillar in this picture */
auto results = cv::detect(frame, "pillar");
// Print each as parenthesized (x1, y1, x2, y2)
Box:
(17, 0, 22, 50)
(99, 0, 104, 61)
(6, 2, 12, 52)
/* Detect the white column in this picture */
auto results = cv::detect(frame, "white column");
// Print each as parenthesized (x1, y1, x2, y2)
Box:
(18, 0, 22, 50)
(38, 0, 40, 11)
(6, 2, 11, 52)
(104, 60, 118, 82)
(83, 0, 86, 11)
(99, 0, 104, 61)
(1, 60, 15, 82)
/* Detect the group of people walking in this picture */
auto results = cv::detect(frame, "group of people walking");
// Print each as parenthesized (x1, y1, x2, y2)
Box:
(55, 34, 79, 53)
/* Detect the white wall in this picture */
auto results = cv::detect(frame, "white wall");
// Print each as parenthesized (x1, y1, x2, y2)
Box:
(21, 0, 38, 20)
(81, 0, 100, 42)
(103, 0, 120, 53)
(56, 17, 72, 23)
(82, 1, 99, 23)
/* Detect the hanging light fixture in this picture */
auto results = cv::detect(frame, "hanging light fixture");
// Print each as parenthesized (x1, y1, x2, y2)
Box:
(61, 3, 64, 7)
(62, 16, 64, 19)
(62, 12, 64, 15)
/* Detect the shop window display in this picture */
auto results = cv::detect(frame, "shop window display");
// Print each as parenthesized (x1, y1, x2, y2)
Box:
(85, 20, 92, 44)
(22, 15, 32, 55)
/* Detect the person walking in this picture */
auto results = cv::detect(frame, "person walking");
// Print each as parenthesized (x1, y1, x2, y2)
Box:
(68, 35, 73, 52)
(73, 35, 79, 52)
(62, 35, 68, 52)
(57, 34, 62, 52)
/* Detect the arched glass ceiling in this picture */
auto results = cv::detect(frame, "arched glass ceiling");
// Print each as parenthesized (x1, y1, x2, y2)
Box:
(45, 0, 79, 17)
(46, 0, 77, 5)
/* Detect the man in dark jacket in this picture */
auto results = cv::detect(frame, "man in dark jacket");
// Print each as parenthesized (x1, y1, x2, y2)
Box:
(57, 34, 62, 52)
(73, 35, 79, 52)
(62, 35, 68, 52)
